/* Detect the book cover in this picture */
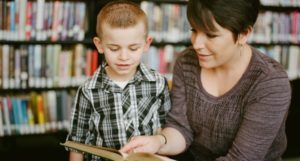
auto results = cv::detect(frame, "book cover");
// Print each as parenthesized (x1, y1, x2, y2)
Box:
(61, 141, 176, 161)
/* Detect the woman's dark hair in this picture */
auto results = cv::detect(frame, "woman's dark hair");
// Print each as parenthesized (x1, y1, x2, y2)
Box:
(187, 0, 260, 41)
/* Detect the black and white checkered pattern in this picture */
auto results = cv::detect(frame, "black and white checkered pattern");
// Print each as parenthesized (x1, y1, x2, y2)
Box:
(67, 63, 171, 161)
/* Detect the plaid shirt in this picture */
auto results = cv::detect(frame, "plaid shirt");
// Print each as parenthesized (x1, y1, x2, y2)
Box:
(67, 63, 171, 161)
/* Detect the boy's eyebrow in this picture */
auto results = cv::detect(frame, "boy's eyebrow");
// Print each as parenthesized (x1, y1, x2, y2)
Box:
(129, 43, 142, 47)
(106, 44, 120, 47)
(106, 43, 143, 47)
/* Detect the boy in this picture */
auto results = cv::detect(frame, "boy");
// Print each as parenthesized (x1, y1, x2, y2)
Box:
(66, 1, 171, 161)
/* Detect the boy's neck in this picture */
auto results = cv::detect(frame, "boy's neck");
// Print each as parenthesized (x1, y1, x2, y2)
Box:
(105, 66, 136, 82)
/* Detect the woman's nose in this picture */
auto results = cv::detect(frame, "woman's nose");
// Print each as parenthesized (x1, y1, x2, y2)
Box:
(192, 33, 206, 50)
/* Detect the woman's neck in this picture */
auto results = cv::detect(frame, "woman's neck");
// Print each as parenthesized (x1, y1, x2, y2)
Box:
(201, 45, 252, 97)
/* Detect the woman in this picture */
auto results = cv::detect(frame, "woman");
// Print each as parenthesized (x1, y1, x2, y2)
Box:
(121, 0, 291, 160)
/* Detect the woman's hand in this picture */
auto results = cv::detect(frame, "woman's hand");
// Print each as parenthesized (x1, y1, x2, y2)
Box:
(120, 135, 165, 154)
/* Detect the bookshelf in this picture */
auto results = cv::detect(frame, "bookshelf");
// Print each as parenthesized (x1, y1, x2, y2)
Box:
(0, 0, 99, 161)
(140, 0, 300, 159)
(0, 0, 300, 160)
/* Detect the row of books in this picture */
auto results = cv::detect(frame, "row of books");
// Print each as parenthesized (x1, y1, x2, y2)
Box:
(141, 1, 300, 44)
(144, 45, 300, 81)
(249, 11, 300, 43)
(141, 1, 190, 43)
(1, 0, 299, 44)
(0, 44, 98, 89)
(1, 43, 298, 91)
(257, 45, 300, 80)
(0, 90, 76, 136)
(0, 0, 87, 41)
(142, 45, 185, 80)
(260, 0, 300, 6)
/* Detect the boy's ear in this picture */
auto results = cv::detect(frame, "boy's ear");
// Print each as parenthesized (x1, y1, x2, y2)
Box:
(237, 27, 253, 45)
(143, 36, 153, 52)
(93, 37, 104, 54)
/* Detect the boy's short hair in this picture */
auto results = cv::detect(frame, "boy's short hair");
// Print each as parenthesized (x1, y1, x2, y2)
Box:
(96, 0, 148, 38)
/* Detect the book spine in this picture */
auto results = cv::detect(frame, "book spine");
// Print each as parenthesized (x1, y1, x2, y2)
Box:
(8, 46, 15, 89)
(20, 46, 28, 89)
(36, 0, 44, 40)
(2, 45, 9, 89)
(91, 50, 98, 75)
(0, 1, 3, 40)
(25, 1, 32, 41)
(19, 0, 27, 40)
(0, 45, 2, 88)
(14, 48, 21, 89)
(9, 1, 15, 41)
(0, 99, 4, 136)
(2, 97, 12, 135)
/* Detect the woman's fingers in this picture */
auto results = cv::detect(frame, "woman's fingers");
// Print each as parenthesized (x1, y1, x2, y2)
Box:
(120, 136, 144, 153)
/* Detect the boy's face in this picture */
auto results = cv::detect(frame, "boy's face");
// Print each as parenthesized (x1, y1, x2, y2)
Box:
(94, 22, 152, 81)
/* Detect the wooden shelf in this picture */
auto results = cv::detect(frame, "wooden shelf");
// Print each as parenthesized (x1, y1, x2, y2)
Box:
(0, 39, 94, 45)
(250, 42, 300, 46)
(136, 0, 188, 5)
(0, 129, 68, 138)
(260, 5, 300, 12)
(0, 86, 78, 93)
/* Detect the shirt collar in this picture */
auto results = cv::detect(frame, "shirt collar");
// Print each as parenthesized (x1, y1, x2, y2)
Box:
(85, 62, 156, 90)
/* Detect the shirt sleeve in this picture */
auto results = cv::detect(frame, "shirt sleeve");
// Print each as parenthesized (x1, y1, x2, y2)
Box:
(66, 86, 93, 144)
(216, 73, 291, 161)
(165, 58, 194, 149)
(157, 78, 171, 125)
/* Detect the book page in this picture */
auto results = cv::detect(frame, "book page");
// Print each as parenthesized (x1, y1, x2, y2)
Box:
(61, 141, 123, 161)
(124, 152, 176, 161)
(61, 141, 176, 161)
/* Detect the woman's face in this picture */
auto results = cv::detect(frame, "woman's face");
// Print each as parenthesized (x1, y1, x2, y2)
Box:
(190, 20, 241, 69)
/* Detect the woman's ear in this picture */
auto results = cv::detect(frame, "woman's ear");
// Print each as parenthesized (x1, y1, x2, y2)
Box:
(237, 27, 253, 45)
(143, 36, 153, 52)
(93, 37, 104, 54)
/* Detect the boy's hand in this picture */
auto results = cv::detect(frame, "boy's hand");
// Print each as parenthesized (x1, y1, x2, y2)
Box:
(120, 135, 163, 154)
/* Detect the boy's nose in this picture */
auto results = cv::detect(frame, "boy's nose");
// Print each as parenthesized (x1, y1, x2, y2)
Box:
(119, 50, 129, 60)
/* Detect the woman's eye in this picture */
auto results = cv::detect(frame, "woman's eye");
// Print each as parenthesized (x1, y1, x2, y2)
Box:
(206, 33, 217, 38)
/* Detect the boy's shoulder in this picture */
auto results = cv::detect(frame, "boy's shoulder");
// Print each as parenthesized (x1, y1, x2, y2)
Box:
(80, 66, 103, 90)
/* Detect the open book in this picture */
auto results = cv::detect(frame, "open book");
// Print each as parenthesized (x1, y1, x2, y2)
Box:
(61, 141, 176, 161)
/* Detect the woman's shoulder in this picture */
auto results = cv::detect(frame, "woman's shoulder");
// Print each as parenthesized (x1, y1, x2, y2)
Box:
(248, 47, 291, 95)
(251, 47, 288, 80)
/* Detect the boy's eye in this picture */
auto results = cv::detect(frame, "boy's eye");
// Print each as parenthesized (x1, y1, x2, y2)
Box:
(109, 48, 119, 52)
(130, 47, 139, 51)
(190, 28, 196, 33)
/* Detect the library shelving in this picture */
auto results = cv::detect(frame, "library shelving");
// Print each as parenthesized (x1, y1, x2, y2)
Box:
(0, 0, 99, 161)
(0, 0, 300, 161)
